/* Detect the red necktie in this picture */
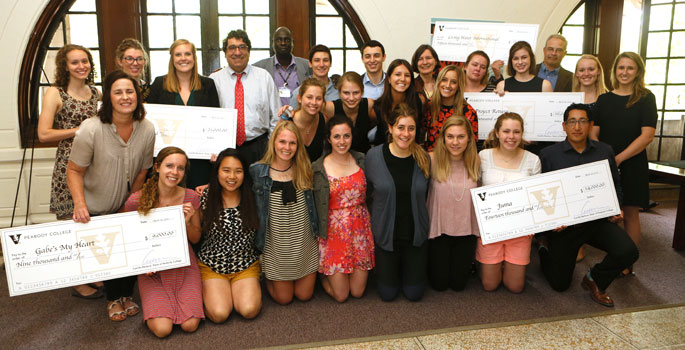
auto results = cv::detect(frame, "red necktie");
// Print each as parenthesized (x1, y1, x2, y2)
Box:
(234, 72, 246, 146)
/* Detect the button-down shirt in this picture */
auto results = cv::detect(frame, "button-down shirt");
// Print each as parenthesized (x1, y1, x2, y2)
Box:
(362, 72, 385, 100)
(210, 64, 281, 141)
(537, 64, 560, 90)
(272, 56, 300, 106)
(539, 138, 623, 204)
(289, 78, 339, 109)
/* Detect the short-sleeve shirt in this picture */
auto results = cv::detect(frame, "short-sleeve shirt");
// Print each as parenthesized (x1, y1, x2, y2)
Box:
(593, 91, 658, 154)
(70, 117, 155, 214)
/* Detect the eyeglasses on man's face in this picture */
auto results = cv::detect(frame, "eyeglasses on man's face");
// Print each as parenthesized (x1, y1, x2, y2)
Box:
(565, 118, 590, 127)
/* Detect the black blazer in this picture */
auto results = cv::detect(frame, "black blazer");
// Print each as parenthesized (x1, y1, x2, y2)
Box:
(147, 75, 220, 107)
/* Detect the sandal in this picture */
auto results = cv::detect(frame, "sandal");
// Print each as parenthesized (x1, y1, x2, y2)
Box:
(107, 299, 126, 322)
(120, 296, 140, 317)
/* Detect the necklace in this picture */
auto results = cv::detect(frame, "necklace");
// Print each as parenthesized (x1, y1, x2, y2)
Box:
(270, 164, 292, 172)
(449, 162, 467, 202)
(497, 148, 518, 163)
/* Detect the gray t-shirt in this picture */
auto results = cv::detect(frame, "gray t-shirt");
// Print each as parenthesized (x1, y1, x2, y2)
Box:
(70, 116, 155, 214)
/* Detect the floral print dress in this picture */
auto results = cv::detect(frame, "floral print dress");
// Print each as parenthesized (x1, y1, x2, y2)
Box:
(318, 168, 375, 275)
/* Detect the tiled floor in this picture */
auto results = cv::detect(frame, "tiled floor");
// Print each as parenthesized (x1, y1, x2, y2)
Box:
(302, 305, 685, 350)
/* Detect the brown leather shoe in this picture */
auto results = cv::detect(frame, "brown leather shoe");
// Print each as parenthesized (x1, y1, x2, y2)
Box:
(581, 275, 614, 307)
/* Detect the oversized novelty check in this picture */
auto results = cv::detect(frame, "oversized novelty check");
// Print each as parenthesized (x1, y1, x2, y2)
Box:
(464, 92, 584, 141)
(1, 206, 190, 296)
(144, 103, 236, 159)
(431, 21, 538, 62)
(471, 160, 621, 245)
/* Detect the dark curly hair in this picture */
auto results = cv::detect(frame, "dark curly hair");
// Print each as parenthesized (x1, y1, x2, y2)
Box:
(53, 44, 96, 88)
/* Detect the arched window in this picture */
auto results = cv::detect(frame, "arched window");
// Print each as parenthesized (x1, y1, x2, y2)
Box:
(18, 0, 369, 147)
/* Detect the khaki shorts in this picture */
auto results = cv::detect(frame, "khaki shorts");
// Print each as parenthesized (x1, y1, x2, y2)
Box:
(198, 260, 261, 282)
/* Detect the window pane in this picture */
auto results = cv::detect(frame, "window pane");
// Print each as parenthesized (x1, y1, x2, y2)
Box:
(649, 4, 673, 31)
(150, 50, 169, 81)
(670, 31, 685, 56)
(651, 0, 673, 3)
(248, 49, 270, 65)
(176, 15, 202, 47)
(316, 0, 338, 15)
(49, 22, 65, 47)
(345, 26, 357, 48)
(648, 84, 665, 110)
(174, 0, 199, 13)
(317, 17, 343, 47)
(195, 50, 203, 75)
(646, 32, 670, 57)
(218, 0, 243, 14)
(147, 0, 172, 13)
(665, 85, 685, 110)
(645, 59, 667, 84)
(662, 112, 684, 137)
(675, 4, 685, 29)
(245, 16, 270, 49)
(148, 16, 174, 48)
(345, 49, 365, 74)
(658, 137, 683, 161)
(70, 0, 96, 12)
(91, 50, 102, 83)
(329, 49, 344, 76)
(620, 0, 643, 53)
(42, 50, 59, 84)
(667, 58, 685, 83)
(562, 26, 584, 54)
(561, 55, 581, 73)
(245, 0, 269, 14)
(566, 4, 585, 25)
(67, 14, 99, 47)
(219, 16, 244, 45)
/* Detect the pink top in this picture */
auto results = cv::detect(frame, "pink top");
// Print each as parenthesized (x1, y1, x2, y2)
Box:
(427, 158, 480, 238)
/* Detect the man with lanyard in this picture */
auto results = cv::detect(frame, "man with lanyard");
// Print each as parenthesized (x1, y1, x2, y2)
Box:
(537, 103, 638, 307)
(289, 44, 339, 109)
(254, 27, 312, 107)
(535, 34, 573, 92)
(210, 29, 280, 166)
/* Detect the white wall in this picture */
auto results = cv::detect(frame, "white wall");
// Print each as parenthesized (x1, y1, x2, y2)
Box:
(0, 0, 580, 226)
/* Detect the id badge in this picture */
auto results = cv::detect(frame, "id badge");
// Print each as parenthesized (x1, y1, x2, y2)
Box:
(279, 87, 291, 98)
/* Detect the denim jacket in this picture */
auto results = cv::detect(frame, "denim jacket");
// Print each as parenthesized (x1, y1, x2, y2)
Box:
(249, 162, 319, 253)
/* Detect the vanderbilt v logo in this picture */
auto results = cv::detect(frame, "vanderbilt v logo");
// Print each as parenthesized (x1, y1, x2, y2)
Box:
(81, 232, 119, 264)
(477, 192, 487, 201)
(530, 186, 560, 215)
(9, 234, 21, 244)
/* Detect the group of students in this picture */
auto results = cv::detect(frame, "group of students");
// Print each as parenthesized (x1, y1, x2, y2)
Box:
(37, 27, 655, 338)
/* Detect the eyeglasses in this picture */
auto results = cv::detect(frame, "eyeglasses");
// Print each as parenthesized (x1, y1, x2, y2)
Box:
(227, 45, 249, 52)
(565, 119, 590, 126)
(545, 47, 566, 54)
(123, 56, 146, 64)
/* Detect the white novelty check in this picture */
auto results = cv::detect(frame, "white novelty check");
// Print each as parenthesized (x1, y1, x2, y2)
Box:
(2, 206, 190, 296)
(471, 160, 621, 245)
(145, 103, 237, 159)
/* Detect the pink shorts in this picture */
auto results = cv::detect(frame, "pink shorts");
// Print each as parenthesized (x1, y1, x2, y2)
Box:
(475, 235, 532, 265)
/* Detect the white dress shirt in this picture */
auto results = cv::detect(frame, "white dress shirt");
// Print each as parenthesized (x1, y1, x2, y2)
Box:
(210, 64, 281, 141)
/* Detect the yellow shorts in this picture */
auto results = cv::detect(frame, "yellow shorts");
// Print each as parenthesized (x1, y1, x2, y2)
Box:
(198, 260, 261, 282)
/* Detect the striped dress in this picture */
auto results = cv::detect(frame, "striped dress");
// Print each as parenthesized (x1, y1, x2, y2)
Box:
(124, 189, 204, 323)
(260, 184, 319, 281)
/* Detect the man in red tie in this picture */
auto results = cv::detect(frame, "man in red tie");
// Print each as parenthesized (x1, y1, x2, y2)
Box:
(210, 29, 281, 165)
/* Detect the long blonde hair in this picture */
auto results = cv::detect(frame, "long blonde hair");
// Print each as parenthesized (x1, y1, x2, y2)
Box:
(484, 112, 527, 149)
(387, 103, 431, 178)
(138, 147, 189, 215)
(164, 39, 202, 93)
(430, 65, 465, 125)
(432, 116, 479, 182)
(259, 120, 313, 190)
(572, 54, 607, 96)
(610, 51, 649, 108)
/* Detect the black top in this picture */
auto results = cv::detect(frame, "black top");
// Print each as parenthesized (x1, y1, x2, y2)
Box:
(594, 92, 658, 155)
(504, 76, 544, 92)
(333, 98, 371, 153)
(382, 143, 415, 242)
(539, 139, 623, 204)
(147, 75, 220, 107)
(373, 93, 423, 145)
(305, 112, 327, 162)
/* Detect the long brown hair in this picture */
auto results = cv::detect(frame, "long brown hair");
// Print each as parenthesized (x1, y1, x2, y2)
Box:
(387, 103, 430, 178)
(54, 44, 96, 87)
(432, 116, 479, 182)
(137, 147, 189, 215)
(164, 39, 202, 93)
(610, 52, 649, 108)
(430, 65, 465, 125)
(506, 41, 536, 76)
(259, 120, 313, 190)
(296, 77, 326, 113)
(484, 112, 527, 149)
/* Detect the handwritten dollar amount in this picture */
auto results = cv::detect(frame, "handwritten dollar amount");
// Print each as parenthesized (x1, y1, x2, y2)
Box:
(580, 182, 606, 193)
